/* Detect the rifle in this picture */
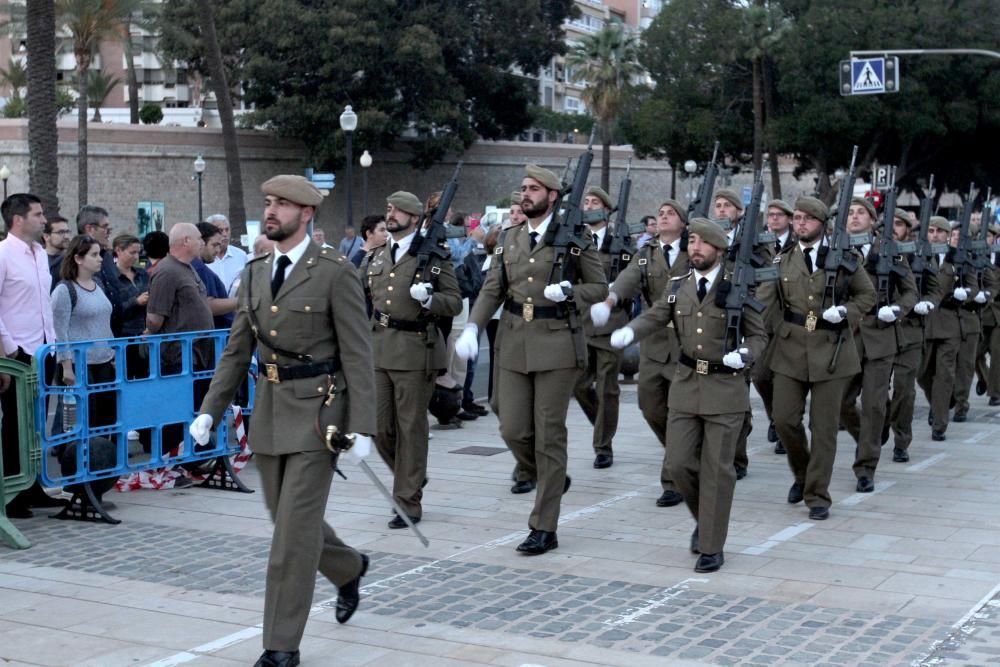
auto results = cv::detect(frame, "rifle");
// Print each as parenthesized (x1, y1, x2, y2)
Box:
(821, 145, 860, 372)
(683, 142, 720, 250)
(909, 175, 942, 297)
(972, 187, 993, 290)
(607, 158, 636, 282)
(871, 167, 911, 314)
(952, 182, 978, 292)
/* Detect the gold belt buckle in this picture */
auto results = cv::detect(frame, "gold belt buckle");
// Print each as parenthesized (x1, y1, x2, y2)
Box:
(696, 359, 709, 375)
(523, 303, 534, 322)
(805, 313, 818, 332)
(265, 363, 281, 383)
(378, 312, 390, 327)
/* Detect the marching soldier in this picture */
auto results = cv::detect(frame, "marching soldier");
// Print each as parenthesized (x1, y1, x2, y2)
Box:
(574, 185, 629, 469)
(768, 197, 876, 520)
(456, 164, 608, 555)
(190, 176, 375, 667)
(975, 223, 1000, 406)
(952, 222, 995, 420)
(367, 191, 463, 528)
(610, 218, 766, 572)
(593, 199, 689, 507)
(838, 198, 917, 492)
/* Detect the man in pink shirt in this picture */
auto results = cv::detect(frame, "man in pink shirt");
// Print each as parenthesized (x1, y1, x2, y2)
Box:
(0, 193, 61, 518)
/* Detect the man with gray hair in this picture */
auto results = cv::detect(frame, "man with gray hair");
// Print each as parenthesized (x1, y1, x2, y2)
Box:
(76, 204, 122, 327)
(206, 213, 248, 295)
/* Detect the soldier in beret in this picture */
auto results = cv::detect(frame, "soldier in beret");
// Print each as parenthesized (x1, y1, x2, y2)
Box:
(768, 196, 876, 521)
(611, 218, 766, 572)
(455, 163, 608, 555)
(949, 222, 994, 421)
(575, 185, 629, 469)
(976, 223, 1000, 406)
(594, 198, 689, 507)
(191, 175, 376, 667)
(367, 191, 463, 528)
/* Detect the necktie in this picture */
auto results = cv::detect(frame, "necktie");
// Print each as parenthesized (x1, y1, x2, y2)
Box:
(697, 276, 708, 302)
(663, 243, 672, 268)
(529, 231, 538, 250)
(775, 238, 782, 254)
(592, 233, 599, 247)
(271, 255, 292, 298)
(803, 247, 814, 274)
(391, 242, 399, 263)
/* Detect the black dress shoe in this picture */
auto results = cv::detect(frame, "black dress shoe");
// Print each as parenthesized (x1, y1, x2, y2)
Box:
(856, 477, 874, 493)
(787, 482, 804, 504)
(388, 514, 421, 529)
(694, 552, 724, 573)
(563, 475, 572, 494)
(991, 397, 1000, 407)
(774, 440, 786, 455)
(932, 430, 946, 441)
(734, 464, 747, 480)
(335, 553, 369, 624)
(767, 422, 778, 443)
(515, 529, 558, 555)
(656, 490, 683, 507)
(5, 504, 32, 519)
(593, 453, 613, 469)
(462, 402, 489, 416)
(893, 448, 909, 463)
(953, 412, 967, 423)
(808, 506, 830, 521)
(977, 379, 988, 396)
(456, 410, 479, 421)
(254, 649, 300, 667)
(510, 480, 536, 494)
(690, 528, 699, 554)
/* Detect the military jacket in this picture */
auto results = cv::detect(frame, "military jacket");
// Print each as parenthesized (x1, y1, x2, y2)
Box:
(200, 242, 376, 455)
(469, 221, 608, 373)
(852, 242, 919, 361)
(924, 254, 977, 340)
(982, 259, 1000, 328)
(580, 248, 630, 350)
(899, 257, 941, 349)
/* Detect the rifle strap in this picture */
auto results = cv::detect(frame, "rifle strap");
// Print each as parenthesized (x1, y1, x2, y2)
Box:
(639, 246, 653, 306)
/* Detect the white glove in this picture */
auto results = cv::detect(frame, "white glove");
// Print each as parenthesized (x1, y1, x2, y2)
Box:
(409, 282, 433, 306)
(954, 287, 969, 301)
(975, 291, 988, 304)
(722, 350, 745, 369)
(455, 324, 479, 360)
(189, 414, 213, 445)
(590, 302, 611, 327)
(543, 280, 572, 303)
(822, 305, 847, 324)
(877, 305, 897, 323)
(610, 327, 634, 349)
(340, 434, 372, 465)
(913, 301, 934, 315)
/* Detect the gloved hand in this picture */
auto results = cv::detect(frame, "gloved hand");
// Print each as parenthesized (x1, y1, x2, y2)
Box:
(409, 282, 434, 306)
(722, 350, 746, 369)
(610, 327, 635, 349)
(590, 301, 611, 327)
(954, 287, 969, 301)
(822, 305, 847, 324)
(543, 280, 573, 303)
(341, 434, 372, 465)
(877, 305, 898, 323)
(913, 300, 934, 316)
(455, 324, 479, 360)
(189, 414, 213, 445)
(975, 290, 989, 304)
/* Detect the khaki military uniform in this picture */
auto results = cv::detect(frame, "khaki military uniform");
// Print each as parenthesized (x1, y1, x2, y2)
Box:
(199, 242, 376, 651)
(840, 244, 918, 479)
(769, 243, 876, 510)
(975, 256, 1000, 400)
(366, 241, 463, 520)
(953, 273, 987, 418)
(752, 233, 797, 429)
(610, 239, 688, 493)
(468, 221, 608, 532)
(630, 269, 766, 554)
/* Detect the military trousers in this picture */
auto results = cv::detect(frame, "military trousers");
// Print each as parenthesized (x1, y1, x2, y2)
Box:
(772, 373, 848, 509)
(888, 342, 923, 451)
(573, 341, 622, 457)
(666, 409, 742, 555)
(918, 336, 960, 432)
(751, 334, 778, 421)
(498, 365, 579, 532)
(374, 368, 435, 519)
(841, 354, 894, 479)
(953, 330, 980, 416)
(975, 323, 1000, 399)
(637, 355, 676, 493)
(256, 451, 364, 651)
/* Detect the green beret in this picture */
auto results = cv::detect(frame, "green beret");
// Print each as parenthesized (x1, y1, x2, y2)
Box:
(851, 196, 877, 222)
(795, 196, 829, 222)
(510, 191, 522, 205)
(714, 189, 743, 210)
(524, 164, 561, 191)
(688, 217, 729, 250)
(766, 199, 794, 216)
(261, 175, 324, 207)
(386, 191, 423, 216)
(659, 198, 688, 224)
(586, 186, 613, 209)
(929, 216, 950, 232)
(892, 209, 913, 227)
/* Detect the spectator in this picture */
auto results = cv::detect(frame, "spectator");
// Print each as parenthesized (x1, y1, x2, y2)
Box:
(312, 227, 333, 248)
(42, 215, 71, 286)
(253, 234, 275, 258)
(111, 234, 149, 338)
(142, 230, 170, 273)
(636, 215, 657, 248)
(352, 214, 388, 268)
(338, 225, 361, 257)
(205, 213, 247, 296)
(193, 222, 238, 329)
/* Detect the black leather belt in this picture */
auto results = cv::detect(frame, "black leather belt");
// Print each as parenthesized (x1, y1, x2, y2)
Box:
(372, 309, 431, 332)
(264, 358, 340, 383)
(784, 309, 845, 332)
(678, 353, 733, 375)
(940, 300, 959, 310)
(504, 299, 566, 322)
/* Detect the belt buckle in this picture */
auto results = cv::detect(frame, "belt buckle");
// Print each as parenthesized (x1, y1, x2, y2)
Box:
(805, 313, 818, 332)
(523, 303, 534, 322)
(696, 359, 709, 375)
(378, 312, 390, 327)
(265, 363, 281, 383)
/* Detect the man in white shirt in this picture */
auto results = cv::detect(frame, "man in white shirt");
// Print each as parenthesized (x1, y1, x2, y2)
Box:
(206, 214, 248, 295)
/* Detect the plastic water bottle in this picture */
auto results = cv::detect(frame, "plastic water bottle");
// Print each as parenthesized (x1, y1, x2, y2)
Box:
(62, 393, 77, 432)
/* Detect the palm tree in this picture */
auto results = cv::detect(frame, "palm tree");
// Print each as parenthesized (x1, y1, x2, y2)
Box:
(566, 22, 643, 191)
(0, 59, 27, 102)
(75, 66, 121, 121)
(27, 0, 60, 216)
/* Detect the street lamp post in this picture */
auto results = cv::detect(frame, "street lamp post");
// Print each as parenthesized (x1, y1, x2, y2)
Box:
(0, 165, 10, 200)
(193, 155, 206, 223)
(684, 159, 697, 205)
(339, 105, 358, 229)
(360, 150, 372, 217)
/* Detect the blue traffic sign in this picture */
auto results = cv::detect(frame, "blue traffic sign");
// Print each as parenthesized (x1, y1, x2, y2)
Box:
(840, 57, 899, 96)
(303, 168, 335, 189)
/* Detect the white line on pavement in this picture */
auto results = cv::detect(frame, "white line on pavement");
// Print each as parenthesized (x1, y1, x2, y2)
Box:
(740, 522, 814, 556)
(839, 480, 896, 506)
(964, 430, 992, 444)
(906, 452, 948, 472)
(910, 580, 1000, 667)
(603, 577, 708, 627)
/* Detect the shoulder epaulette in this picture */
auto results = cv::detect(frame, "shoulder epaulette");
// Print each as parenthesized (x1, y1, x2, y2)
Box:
(317, 247, 347, 263)
(247, 252, 268, 264)
(671, 271, 692, 281)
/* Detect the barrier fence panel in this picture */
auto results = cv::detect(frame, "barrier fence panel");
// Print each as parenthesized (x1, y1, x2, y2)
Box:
(0, 357, 40, 549)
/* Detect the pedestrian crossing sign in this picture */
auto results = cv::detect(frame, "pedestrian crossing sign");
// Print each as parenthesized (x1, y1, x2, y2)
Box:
(839, 57, 899, 96)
